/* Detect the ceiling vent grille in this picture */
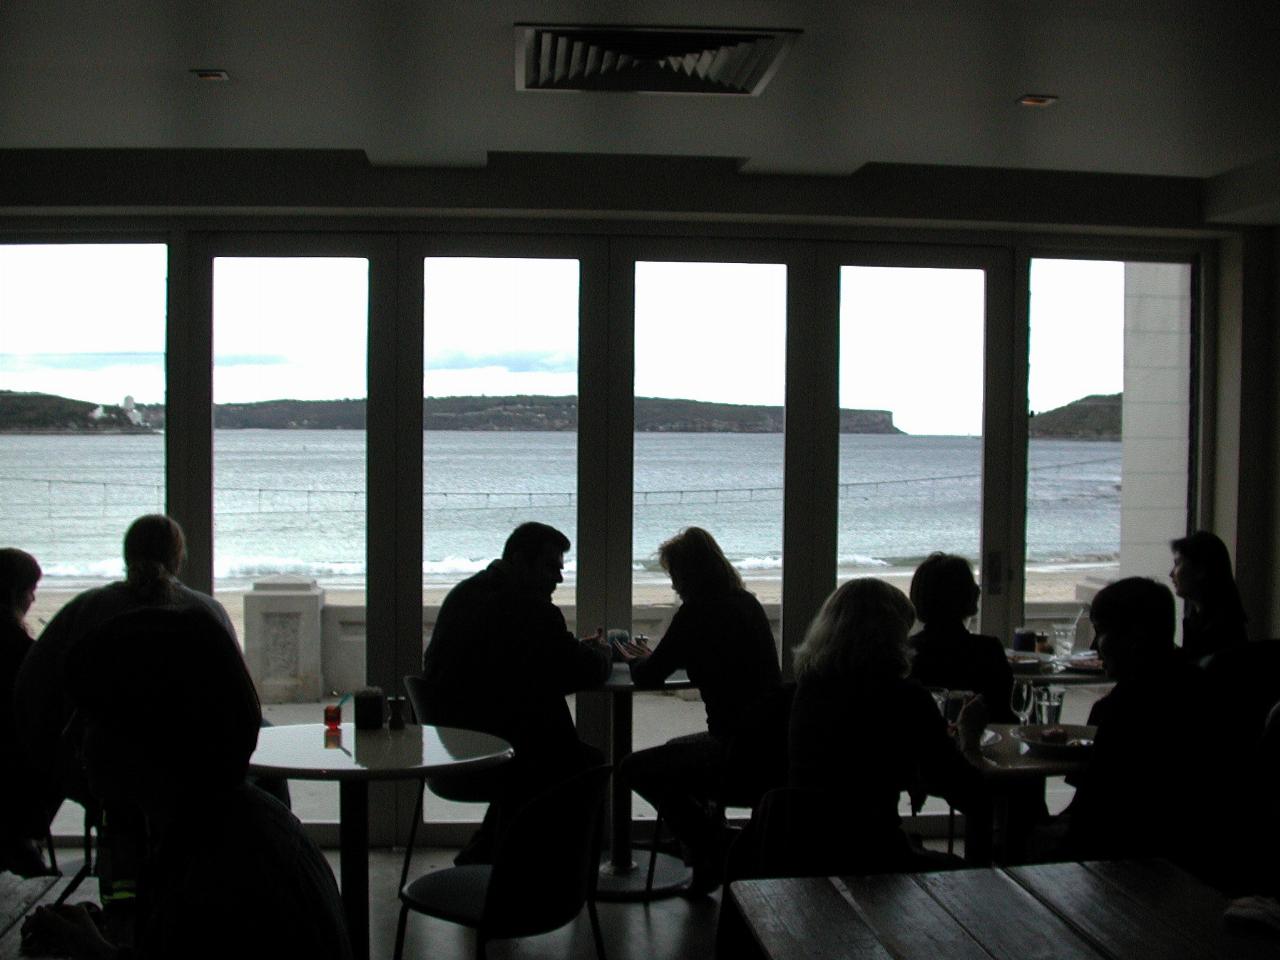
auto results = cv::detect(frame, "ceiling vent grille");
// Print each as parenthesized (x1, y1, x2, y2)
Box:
(515, 24, 799, 95)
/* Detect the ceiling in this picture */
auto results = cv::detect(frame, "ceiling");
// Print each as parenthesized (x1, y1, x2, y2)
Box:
(1, 1, 1278, 221)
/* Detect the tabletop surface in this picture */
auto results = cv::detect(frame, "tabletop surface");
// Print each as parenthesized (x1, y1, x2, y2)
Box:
(1007, 650, 1114, 686)
(728, 860, 1278, 960)
(602, 661, 693, 691)
(980, 722, 1095, 778)
(247, 722, 513, 781)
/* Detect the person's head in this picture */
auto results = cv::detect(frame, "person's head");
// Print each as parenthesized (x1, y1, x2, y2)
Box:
(123, 514, 186, 593)
(64, 606, 260, 812)
(502, 522, 570, 597)
(1089, 576, 1175, 680)
(909, 552, 980, 626)
(793, 578, 915, 681)
(657, 527, 743, 600)
(0, 547, 41, 628)
(1170, 530, 1243, 615)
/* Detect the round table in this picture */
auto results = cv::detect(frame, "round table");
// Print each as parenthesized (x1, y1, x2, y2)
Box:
(248, 722, 512, 960)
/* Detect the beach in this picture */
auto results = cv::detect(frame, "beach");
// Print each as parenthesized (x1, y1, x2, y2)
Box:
(27, 565, 1114, 645)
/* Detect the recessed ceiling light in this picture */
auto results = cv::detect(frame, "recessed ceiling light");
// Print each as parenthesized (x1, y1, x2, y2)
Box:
(1018, 93, 1058, 107)
(190, 69, 230, 82)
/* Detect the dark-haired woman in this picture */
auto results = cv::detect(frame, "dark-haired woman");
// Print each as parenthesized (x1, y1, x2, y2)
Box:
(0, 547, 53, 876)
(907, 552, 1016, 723)
(1171, 530, 1248, 663)
(616, 527, 784, 895)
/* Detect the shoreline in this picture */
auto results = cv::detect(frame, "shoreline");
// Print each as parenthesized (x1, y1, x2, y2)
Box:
(27, 565, 1115, 643)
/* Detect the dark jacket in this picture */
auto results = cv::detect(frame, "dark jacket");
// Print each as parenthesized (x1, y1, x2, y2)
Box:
(629, 588, 781, 739)
(420, 560, 610, 766)
(909, 623, 1016, 724)
(789, 672, 987, 870)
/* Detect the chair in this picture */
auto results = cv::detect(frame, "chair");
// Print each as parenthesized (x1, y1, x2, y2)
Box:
(399, 675, 509, 885)
(643, 682, 795, 893)
(393, 764, 612, 960)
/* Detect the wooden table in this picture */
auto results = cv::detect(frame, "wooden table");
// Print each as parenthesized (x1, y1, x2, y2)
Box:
(248, 722, 512, 960)
(0, 873, 101, 960)
(724, 860, 1278, 960)
(595, 661, 695, 901)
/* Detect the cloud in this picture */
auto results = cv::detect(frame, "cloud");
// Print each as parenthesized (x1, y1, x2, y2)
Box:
(427, 350, 576, 374)
(0, 351, 163, 371)
(0, 352, 286, 371)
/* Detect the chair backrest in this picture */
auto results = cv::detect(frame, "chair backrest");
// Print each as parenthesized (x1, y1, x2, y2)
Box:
(482, 764, 612, 938)
(403, 674, 431, 725)
(722, 680, 796, 806)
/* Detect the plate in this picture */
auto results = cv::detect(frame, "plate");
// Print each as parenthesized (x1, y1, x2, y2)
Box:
(1011, 723, 1097, 759)
(1057, 656, 1105, 674)
(1008, 655, 1043, 673)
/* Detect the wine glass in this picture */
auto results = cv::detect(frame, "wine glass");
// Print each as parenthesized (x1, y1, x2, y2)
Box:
(1010, 679, 1034, 725)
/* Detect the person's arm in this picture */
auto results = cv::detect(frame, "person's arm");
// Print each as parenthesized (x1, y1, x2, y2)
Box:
(628, 605, 691, 687)
(520, 602, 610, 694)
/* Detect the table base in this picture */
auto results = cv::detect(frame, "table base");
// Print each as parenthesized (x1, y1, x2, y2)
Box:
(596, 851, 692, 901)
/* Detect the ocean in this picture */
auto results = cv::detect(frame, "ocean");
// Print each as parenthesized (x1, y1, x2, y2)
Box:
(0, 431, 1120, 589)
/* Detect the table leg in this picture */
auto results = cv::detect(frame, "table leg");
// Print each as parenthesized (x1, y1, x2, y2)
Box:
(338, 780, 370, 960)
(596, 689, 691, 901)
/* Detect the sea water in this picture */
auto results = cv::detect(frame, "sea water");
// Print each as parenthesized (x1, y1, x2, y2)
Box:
(0, 430, 1120, 589)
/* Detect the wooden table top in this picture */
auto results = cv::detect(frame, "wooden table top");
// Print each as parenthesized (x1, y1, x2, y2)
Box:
(727, 860, 1278, 960)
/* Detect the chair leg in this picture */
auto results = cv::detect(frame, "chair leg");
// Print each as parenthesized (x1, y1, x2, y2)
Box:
(399, 782, 426, 892)
(392, 903, 410, 960)
(947, 805, 956, 856)
(45, 831, 58, 874)
(644, 807, 665, 894)
(474, 933, 487, 960)
(588, 898, 608, 960)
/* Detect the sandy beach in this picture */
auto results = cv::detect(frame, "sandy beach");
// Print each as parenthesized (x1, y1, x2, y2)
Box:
(26, 565, 1114, 644)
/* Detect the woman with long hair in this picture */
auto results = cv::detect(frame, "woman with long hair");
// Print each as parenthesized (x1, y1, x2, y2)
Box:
(0, 547, 53, 875)
(616, 527, 784, 896)
(788, 578, 990, 872)
(1170, 530, 1248, 662)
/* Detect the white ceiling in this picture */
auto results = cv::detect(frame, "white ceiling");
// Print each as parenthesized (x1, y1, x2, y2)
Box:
(1, 2, 1277, 199)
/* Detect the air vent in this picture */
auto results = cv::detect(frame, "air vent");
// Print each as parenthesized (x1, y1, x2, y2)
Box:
(515, 24, 799, 95)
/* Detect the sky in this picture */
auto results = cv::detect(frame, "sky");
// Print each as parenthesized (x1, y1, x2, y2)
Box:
(0, 246, 1127, 435)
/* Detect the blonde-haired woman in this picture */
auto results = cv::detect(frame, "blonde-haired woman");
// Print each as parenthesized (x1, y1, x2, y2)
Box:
(788, 578, 991, 871)
(617, 527, 784, 896)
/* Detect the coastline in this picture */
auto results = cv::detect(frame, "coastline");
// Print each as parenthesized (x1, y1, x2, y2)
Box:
(27, 565, 1114, 644)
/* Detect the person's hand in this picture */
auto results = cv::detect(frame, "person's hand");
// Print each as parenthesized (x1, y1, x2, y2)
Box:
(956, 694, 989, 756)
(27, 904, 118, 960)
(613, 638, 651, 662)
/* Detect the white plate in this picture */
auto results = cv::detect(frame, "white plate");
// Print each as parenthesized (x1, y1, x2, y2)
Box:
(1010, 723, 1097, 759)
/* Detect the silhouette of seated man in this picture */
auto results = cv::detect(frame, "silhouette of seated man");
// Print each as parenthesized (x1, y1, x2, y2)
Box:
(1058, 576, 1227, 877)
(420, 521, 610, 864)
(28, 606, 351, 960)
(14, 514, 236, 806)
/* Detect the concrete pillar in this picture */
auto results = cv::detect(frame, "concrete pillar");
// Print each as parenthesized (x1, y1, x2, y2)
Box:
(243, 575, 324, 703)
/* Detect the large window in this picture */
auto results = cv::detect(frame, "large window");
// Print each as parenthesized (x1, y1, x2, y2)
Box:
(1026, 259, 1191, 635)
(631, 259, 786, 749)
(212, 257, 370, 636)
(837, 266, 987, 600)
(421, 257, 580, 595)
(419, 256, 579, 825)
(0, 243, 168, 630)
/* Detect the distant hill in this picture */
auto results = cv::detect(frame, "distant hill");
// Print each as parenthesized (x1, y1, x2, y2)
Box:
(1029, 393, 1121, 439)
(2, 391, 904, 434)
(0, 391, 156, 434)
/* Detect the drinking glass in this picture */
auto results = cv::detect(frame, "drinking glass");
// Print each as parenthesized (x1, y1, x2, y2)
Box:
(1051, 623, 1075, 657)
(1010, 679, 1034, 725)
